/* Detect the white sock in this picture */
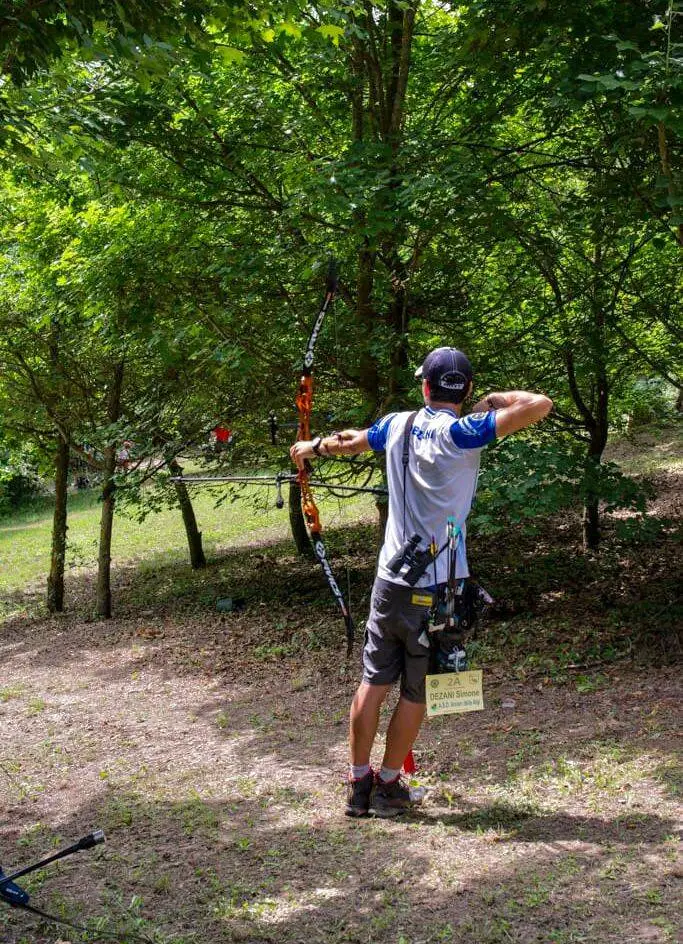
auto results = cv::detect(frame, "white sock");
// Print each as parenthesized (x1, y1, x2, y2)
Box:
(351, 763, 371, 780)
(379, 766, 401, 783)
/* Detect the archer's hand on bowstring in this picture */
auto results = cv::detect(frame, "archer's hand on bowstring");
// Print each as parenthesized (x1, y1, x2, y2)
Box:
(469, 390, 553, 436)
(290, 429, 370, 469)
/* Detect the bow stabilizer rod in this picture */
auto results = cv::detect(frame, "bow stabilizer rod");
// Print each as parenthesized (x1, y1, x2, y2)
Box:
(170, 473, 386, 499)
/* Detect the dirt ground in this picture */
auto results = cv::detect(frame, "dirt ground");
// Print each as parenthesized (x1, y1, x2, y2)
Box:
(1, 481, 681, 944)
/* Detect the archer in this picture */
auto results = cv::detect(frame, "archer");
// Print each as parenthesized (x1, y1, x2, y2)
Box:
(291, 346, 552, 818)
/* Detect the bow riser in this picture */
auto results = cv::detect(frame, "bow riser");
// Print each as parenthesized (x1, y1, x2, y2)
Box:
(299, 475, 322, 531)
(296, 375, 314, 439)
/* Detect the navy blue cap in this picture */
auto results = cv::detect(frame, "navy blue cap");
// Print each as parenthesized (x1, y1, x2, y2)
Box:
(414, 347, 473, 402)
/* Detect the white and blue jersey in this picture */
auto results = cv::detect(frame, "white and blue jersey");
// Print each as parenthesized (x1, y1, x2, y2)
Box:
(367, 406, 496, 587)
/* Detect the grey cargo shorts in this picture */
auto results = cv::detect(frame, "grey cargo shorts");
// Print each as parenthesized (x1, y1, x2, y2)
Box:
(362, 576, 434, 704)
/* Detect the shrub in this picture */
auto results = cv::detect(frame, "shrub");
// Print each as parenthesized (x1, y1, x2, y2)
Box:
(470, 434, 651, 536)
(0, 456, 41, 515)
(614, 378, 678, 430)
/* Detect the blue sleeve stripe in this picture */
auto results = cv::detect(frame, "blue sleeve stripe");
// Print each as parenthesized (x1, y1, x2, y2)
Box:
(449, 411, 496, 449)
(367, 412, 398, 452)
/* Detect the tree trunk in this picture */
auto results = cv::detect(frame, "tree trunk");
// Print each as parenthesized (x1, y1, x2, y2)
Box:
(288, 479, 313, 557)
(97, 469, 116, 618)
(582, 339, 609, 550)
(657, 121, 683, 248)
(47, 435, 70, 613)
(96, 360, 124, 618)
(169, 458, 206, 569)
(582, 491, 601, 550)
(350, 2, 420, 415)
(582, 427, 608, 550)
(385, 255, 410, 406)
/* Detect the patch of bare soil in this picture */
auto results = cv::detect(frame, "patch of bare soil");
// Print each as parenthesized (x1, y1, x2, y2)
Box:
(1, 487, 681, 944)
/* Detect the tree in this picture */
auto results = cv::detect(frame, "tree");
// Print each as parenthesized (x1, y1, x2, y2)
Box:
(0, 179, 234, 611)
(1, 0, 680, 573)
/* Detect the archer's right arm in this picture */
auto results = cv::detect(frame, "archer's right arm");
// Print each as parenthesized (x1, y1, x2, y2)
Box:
(471, 391, 553, 437)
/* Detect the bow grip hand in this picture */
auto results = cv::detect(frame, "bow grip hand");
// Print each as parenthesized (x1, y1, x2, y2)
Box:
(290, 441, 315, 469)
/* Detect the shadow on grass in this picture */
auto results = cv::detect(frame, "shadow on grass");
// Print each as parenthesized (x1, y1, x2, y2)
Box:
(1, 785, 680, 944)
(2, 514, 681, 943)
(412, 801, 677, 845)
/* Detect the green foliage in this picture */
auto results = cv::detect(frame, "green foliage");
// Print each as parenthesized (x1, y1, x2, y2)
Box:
(471, 436, 652, 535)
(0, 467, 40, 515)
(612, 378, 679, 430)
(0, 447, 41, 515)
(0, 1, 216, 84)
(576, 5, 683, 139)
(0, 0, 680, 554)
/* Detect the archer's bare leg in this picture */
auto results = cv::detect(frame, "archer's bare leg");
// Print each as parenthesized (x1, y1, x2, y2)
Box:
(349, 681, 391, 766)
(381, 697, 426, 771)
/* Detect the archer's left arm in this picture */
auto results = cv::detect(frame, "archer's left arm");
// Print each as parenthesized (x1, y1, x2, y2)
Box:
(290, 429, 370, 470)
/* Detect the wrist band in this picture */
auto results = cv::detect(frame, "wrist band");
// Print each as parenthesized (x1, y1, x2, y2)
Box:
(312, 436, 323, 456)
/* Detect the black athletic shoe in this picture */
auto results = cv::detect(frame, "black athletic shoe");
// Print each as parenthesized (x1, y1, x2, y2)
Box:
(345, 770, 374, 817)
(368, 775, 414, 818)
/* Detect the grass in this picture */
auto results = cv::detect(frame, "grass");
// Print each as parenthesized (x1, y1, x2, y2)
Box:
(0, 477, 374, 603)
(1, 422, 678, 604)
(496, 742, 672, 808)
(604, 421, 683, 476)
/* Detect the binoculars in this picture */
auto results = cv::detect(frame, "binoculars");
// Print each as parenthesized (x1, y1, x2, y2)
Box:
(387, 533, 435, 586)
